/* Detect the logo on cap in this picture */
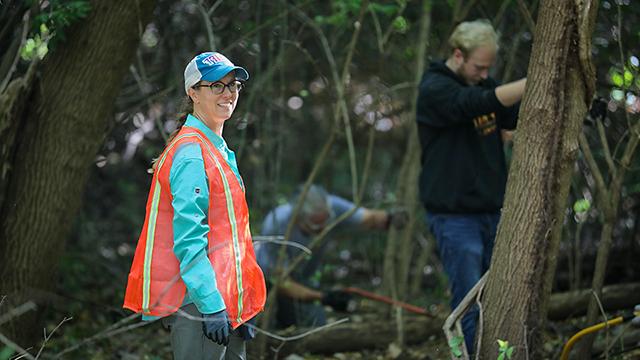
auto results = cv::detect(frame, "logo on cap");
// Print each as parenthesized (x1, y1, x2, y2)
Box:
(201, 53, 232, 66)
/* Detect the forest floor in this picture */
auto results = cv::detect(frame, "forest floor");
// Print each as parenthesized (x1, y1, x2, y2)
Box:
(29, 240, 640, 359)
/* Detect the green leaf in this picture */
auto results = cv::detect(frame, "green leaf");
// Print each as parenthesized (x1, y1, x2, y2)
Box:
(25, 38, 36, 52)
(450, 336, 463, 346)
(497, 353, 505, 360)
(20, 38, 37, 60)
(497, 339, 508, 348)
(369, 3, 398, 16)
(449, 336, 464, 357)
(392, 16, 408, 33)
(611, 72, 624, 87)
(36, 43, 49, 59)
(573, 199, 591, 214)
(506, 346, 514, 358)
(624, 70, 634, 87)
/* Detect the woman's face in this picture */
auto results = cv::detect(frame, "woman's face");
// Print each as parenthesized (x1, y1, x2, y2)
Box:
(191, 72, 240, 123)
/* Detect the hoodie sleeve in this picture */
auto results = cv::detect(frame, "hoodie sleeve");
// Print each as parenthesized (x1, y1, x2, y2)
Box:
(417, 72, 509, 128)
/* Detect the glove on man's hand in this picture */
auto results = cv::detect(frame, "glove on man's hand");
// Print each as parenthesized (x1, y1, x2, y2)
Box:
(387, 207, 409, 230)
(202, 310, 231, 346)
(321, 290, 352, 312)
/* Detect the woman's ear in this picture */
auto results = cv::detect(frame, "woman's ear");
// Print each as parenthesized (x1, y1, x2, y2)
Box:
(187, 87, 199, 104)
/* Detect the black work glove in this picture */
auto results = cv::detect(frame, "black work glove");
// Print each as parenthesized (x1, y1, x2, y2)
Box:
(321, 290, 352, 312)
(238, 317, 256, 341)
(202, 310, 231, 346)
(386, 207, 409, 230)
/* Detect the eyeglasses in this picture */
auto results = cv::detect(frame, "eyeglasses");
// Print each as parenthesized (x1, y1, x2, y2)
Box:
(194, 80, 244, 94)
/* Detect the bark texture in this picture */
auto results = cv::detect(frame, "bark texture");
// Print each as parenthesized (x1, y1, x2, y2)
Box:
(255, 314, 446, 357)
(0, 0, 155, 346)
(478, 0, 598, 358)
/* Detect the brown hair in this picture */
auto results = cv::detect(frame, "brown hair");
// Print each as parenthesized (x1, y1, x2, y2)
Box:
(150, 96, 194, 172)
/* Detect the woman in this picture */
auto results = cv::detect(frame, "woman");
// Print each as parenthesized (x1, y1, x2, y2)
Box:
(124, 52, 266, 360)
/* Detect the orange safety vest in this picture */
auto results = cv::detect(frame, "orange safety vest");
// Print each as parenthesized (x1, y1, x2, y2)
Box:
(123, 126, 266, 328)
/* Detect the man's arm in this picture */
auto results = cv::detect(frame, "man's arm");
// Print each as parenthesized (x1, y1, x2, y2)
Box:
(495, 78, 527, 107)
(418, 74, 526, 127)
(278, 279, 323, 301)
(360, 209, 389, 230)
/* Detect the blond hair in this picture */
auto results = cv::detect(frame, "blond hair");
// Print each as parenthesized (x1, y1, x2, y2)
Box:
(448, 19, 499, 56)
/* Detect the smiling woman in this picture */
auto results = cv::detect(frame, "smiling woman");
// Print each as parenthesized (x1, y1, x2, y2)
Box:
(123, 52, 266, 360)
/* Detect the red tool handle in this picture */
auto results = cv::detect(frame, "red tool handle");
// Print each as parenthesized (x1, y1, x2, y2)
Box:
(343, 287, 434, 317)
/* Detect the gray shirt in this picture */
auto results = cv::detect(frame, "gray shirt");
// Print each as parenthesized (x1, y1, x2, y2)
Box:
(254, 194, 365, 287)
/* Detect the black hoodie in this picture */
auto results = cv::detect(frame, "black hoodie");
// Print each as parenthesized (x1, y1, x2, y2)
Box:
(416, 61, 519, 214)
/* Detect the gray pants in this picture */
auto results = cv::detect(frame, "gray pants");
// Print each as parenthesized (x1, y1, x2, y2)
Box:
(161, 303, 246, 360)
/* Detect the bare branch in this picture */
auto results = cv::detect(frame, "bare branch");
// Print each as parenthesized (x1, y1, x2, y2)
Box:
(0, 333, 34, 360)
(252, 236, 312, 255)
(35, 317, 72, 359)
(0, 302, 36, 326)
(515, 0, 536, 33)
(591, 289, 611, 360)
(0, 10, 31, 93)
(474, 280, 486, 360)
(254, 317, 349, 342)
(196, 0, 219, 50)
(595, 119, 617, 179)
(578, 133, 610, 206)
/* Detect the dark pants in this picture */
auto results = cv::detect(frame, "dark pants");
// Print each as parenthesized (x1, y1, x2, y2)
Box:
(427, 212, 500, 353)
(276, 294, 327, 328)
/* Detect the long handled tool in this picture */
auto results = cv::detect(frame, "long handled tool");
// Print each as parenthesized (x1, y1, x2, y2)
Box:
(559, 306, 640, 360)
(343, 287, 435, 317)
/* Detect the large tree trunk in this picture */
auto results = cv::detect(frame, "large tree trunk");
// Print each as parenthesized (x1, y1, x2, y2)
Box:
(0, 0, 155, 347)
(479, 1, 598, 359)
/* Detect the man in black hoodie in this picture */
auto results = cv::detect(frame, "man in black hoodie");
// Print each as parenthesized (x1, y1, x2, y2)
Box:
(416, 19, 527, 353)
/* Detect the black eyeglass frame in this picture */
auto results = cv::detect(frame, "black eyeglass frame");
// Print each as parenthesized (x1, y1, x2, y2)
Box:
(192, 80, 245, 94)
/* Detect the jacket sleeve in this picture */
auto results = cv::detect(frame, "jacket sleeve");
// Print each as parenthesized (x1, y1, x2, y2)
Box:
(497, 102, 520, 130)
(169, 143, 226, 314)
(329, 195, 365, 227)
(417, 75, 508, 127)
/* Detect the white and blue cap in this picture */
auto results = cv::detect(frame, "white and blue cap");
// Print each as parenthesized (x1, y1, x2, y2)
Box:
(183, 52, 249, 94)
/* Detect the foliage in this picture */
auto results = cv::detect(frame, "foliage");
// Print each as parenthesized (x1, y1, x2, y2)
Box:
(573, 198, 591, 214)
(20, 23, 50, 60)
(31, 0, 91, 45)
(448, 335, 464, 357)
(496, 339, 514, 360)
(19, 1, 91, 60)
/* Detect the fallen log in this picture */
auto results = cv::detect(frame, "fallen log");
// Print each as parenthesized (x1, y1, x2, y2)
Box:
(253, 314, 447, 357)
(548, 282, 640, 320)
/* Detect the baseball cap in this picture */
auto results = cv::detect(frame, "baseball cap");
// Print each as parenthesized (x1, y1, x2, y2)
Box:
(183, 52, 249, 94)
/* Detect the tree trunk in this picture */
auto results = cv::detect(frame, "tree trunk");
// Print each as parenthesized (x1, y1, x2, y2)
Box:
(479, 1, 598, 359)
(0, 0, 155, 347)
